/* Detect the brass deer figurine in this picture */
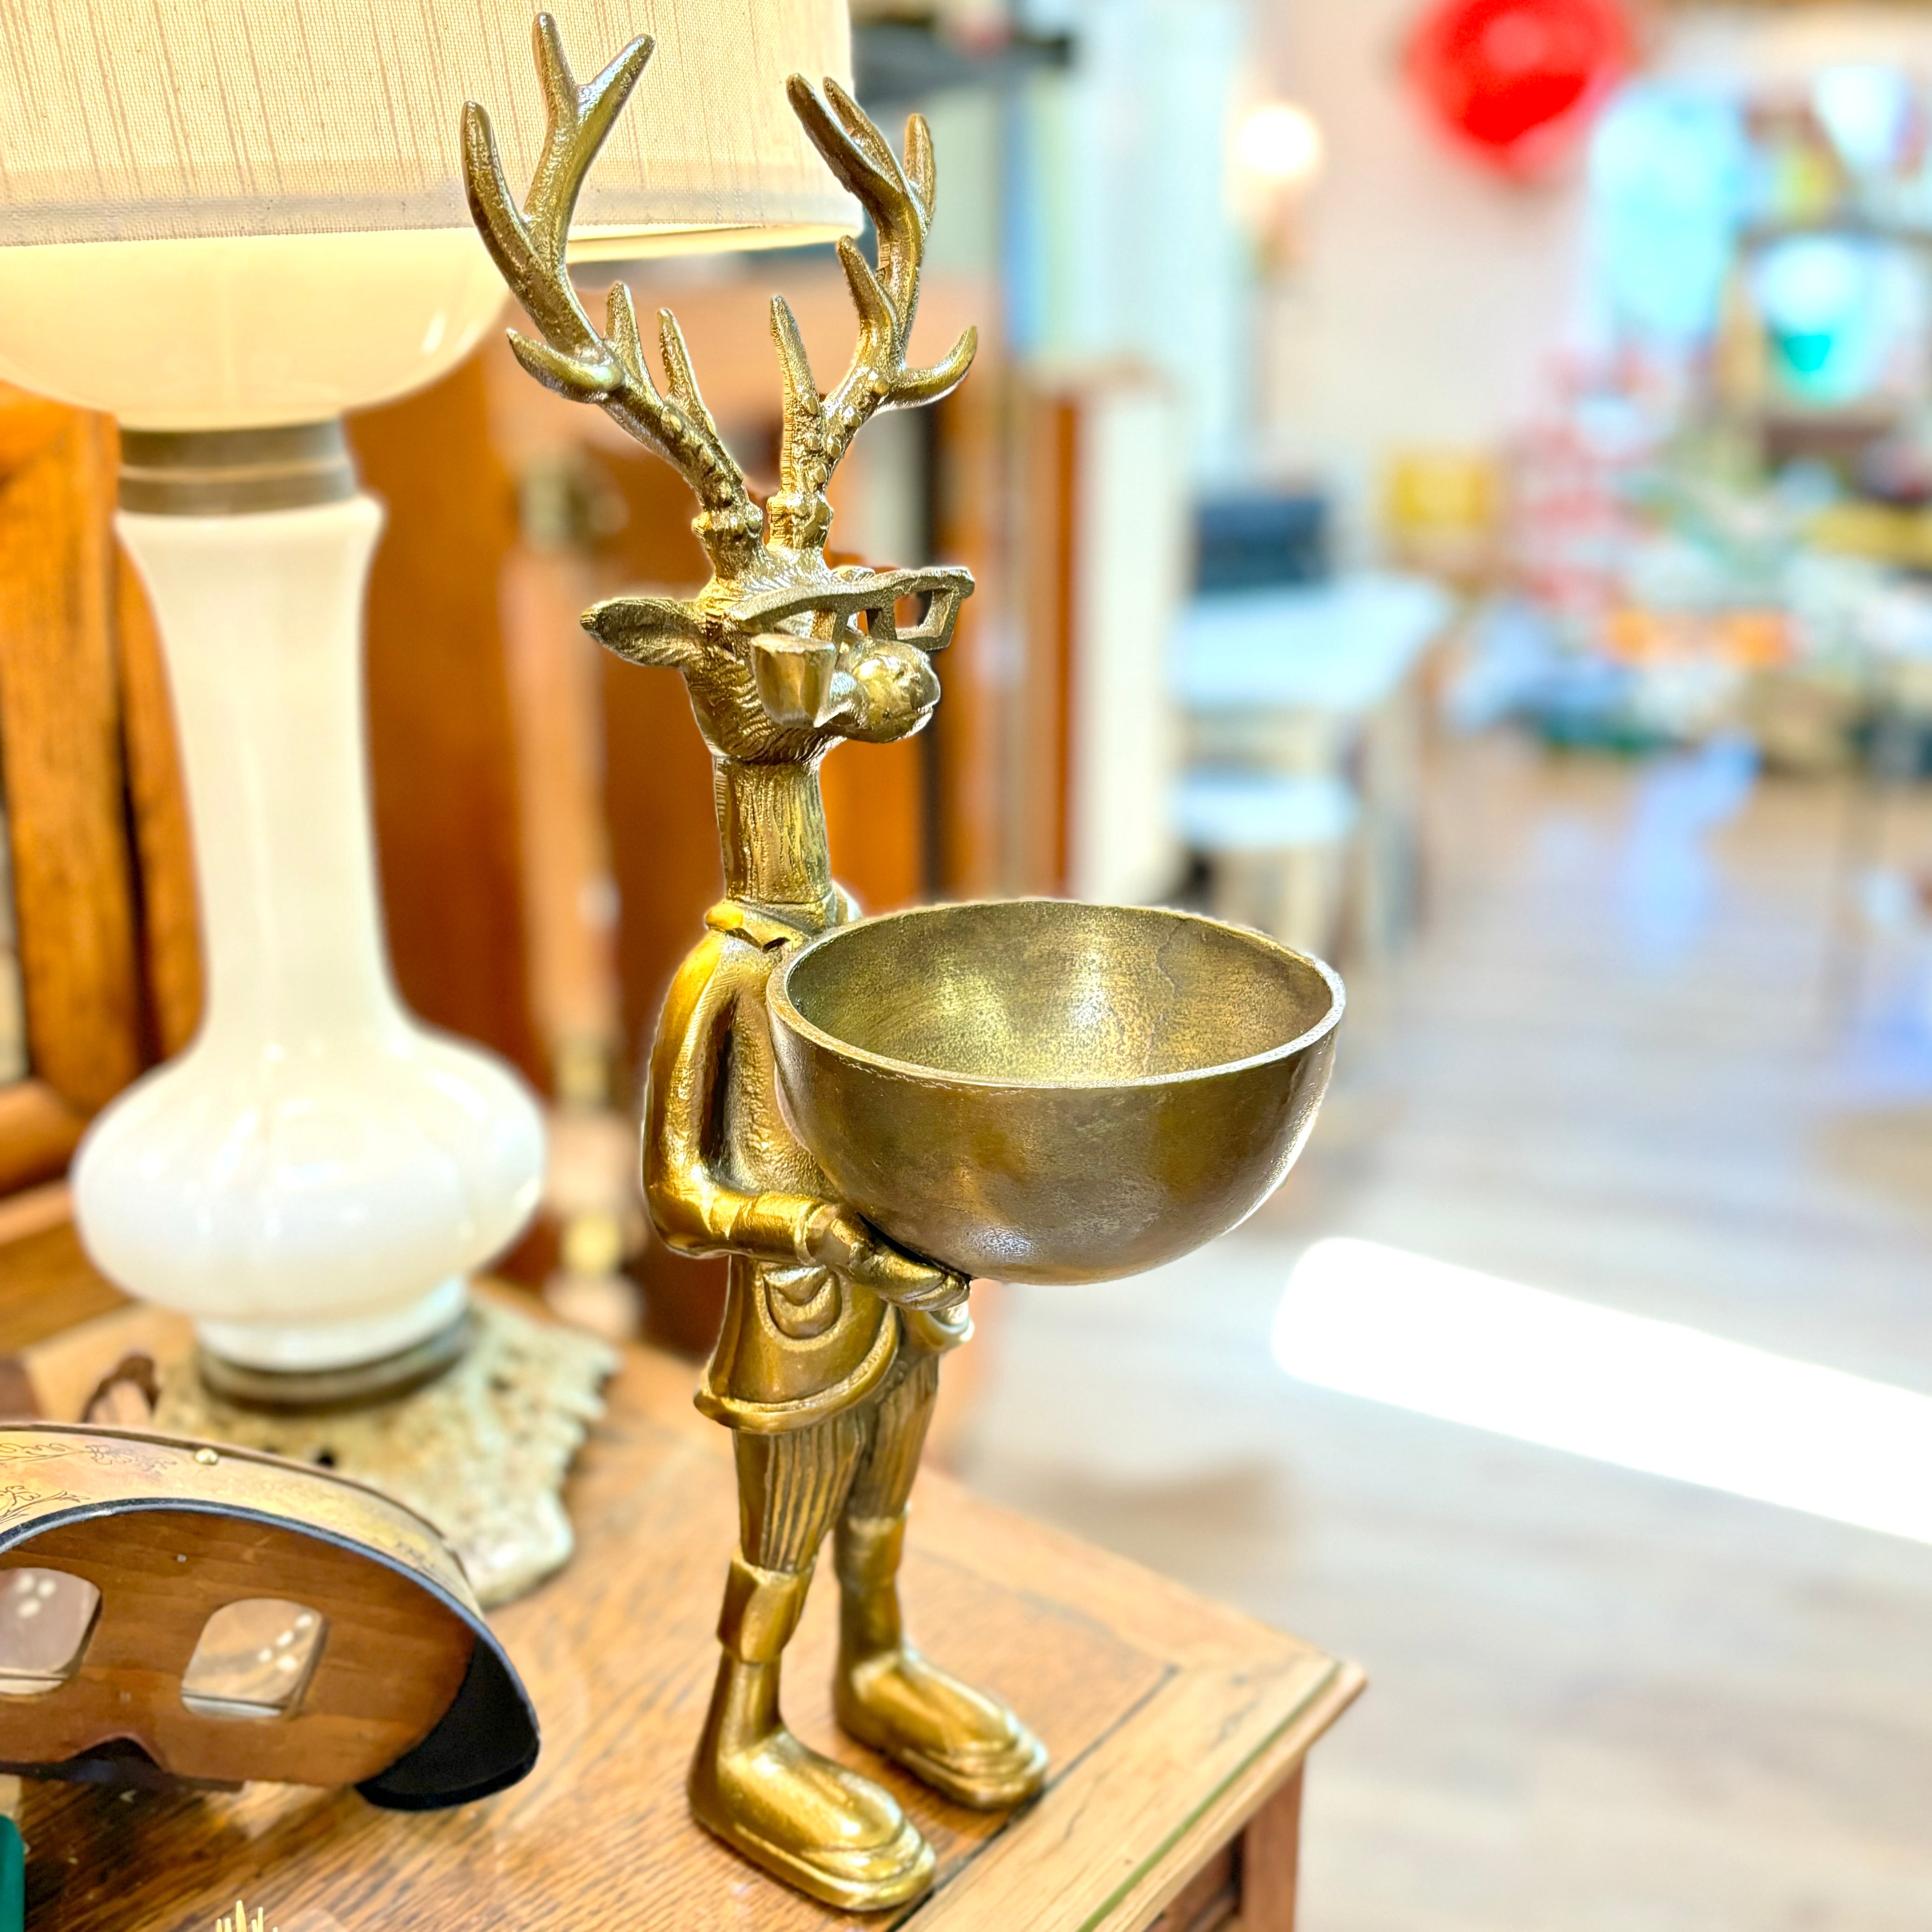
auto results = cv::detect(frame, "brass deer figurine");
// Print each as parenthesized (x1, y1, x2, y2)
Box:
(464, 17, 1045, 1910)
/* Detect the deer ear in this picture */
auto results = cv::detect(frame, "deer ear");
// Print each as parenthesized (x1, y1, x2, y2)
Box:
(583, 595, 704, 670)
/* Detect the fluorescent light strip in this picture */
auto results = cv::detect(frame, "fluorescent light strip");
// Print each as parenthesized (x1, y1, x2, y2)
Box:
(1273, 1238, 1932, 1543)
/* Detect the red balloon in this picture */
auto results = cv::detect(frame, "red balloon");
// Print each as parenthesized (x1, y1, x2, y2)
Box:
(1407, 0, 1633, 172)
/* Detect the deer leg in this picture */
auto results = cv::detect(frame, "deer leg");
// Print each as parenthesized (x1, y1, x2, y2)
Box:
(689, 1408, 933, 1910)
(833, 1349, 1049, 1810)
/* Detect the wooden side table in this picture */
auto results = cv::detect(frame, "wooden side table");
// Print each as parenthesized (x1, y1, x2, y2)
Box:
(14, 1312, 1362, 1932)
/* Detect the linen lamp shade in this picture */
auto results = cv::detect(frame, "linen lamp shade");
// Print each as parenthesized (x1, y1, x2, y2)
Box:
(0, 0, 859, 426)
(0, 0, 857, 248)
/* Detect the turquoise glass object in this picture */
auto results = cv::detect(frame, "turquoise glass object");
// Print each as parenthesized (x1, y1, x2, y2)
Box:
(0, 1814, 23, 1932)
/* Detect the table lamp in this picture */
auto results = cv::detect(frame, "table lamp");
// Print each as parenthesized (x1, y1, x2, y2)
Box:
(0, 1, 856, 1551)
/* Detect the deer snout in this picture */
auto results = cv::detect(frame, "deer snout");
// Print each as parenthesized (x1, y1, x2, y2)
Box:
(750, 634, 840, 729)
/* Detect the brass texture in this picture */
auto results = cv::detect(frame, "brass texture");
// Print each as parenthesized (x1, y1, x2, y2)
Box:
(769, 900, 1344, 1284)
(117, 422, 358, 516)
(465, 14, 1334, 1910)
(160, 1298, 615, 1608)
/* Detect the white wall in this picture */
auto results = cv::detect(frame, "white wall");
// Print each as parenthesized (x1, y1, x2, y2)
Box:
(1069, 376, 1189, 903)
(1019, 0, 1250, 477)
(1252, 0, 1592, 542)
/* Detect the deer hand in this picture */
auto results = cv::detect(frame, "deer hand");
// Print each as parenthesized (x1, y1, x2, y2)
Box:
(804, 1205, 969, 1313)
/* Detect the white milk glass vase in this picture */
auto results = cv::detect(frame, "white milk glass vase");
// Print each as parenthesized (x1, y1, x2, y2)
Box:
(75, 446, 545, 1394)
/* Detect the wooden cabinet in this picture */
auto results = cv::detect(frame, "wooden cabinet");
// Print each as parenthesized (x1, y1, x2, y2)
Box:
(0, 387, 197, 1198)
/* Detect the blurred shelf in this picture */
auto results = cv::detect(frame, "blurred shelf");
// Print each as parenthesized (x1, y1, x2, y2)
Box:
(855, 19, 1073, 106)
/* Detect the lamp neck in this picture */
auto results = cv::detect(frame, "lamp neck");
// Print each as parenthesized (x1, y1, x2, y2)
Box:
(116, 478, 401, 1047)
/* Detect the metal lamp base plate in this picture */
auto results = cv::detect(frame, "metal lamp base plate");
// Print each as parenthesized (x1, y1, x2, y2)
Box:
(195, 1310, 475, 1414)
(155, 1299, 617, 1607)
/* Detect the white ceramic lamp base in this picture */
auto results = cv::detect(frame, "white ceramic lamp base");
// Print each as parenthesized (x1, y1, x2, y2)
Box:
(73, 466, 546, 1397)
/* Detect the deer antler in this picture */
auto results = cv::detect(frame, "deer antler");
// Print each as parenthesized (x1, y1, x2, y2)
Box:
(462, 14, 764, 570)
(767, 79, 978, 553)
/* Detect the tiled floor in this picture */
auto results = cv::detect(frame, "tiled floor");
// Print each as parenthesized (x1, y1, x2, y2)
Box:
(959, 732, 1932, 1931)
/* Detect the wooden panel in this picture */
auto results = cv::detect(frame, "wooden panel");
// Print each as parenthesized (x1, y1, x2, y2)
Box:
(0, 391, 69, 477)
(581, 437, 726, 1351)
(1234, 1767, 1302, 1932)
(500, 543, 623, 1091)
(821, 735, 926, 916)
(931, 376, 1012, 899)
(600, 637, 728, 1353)
(350, 358, 548, 1094)
(1015, 389, 1079, 896)
(599, 646, 720, 1063)
(0, 1208, 124, 1358)
(0, 1084, 85, 1199)
(582, 437, 716, 1082)
(15, 1331, 1359, 1932)
(114, 544, 202, 1060)
(0, 396, 143, 1114)
(1147, 1841, 1238, 1932)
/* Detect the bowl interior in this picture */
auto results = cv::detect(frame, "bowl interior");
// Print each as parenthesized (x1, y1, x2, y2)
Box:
(780, 901, 1338, 1087)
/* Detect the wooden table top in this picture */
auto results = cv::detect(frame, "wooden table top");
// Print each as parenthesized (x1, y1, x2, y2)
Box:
(13, 1311, 1360, 1932)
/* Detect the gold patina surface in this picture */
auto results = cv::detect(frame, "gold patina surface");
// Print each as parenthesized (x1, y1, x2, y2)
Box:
(465, 20, 1034, 1910)
(464, 14, 1338, 1910)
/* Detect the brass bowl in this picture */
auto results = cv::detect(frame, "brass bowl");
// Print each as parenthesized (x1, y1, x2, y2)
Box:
(768, 900, 1344, 1285)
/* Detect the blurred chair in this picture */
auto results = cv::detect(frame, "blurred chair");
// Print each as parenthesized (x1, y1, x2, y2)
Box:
(1175, 768, 1359, 957)
(1171, 573, 1452, 964)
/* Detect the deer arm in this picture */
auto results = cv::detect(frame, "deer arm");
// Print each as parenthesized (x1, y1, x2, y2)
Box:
(645, 934, 828, 1263)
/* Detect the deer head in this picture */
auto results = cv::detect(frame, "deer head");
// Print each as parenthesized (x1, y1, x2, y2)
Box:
(461, 15, 976, 771)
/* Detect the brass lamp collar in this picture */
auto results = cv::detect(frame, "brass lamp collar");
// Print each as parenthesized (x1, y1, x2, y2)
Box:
(119, 421, 358, 517)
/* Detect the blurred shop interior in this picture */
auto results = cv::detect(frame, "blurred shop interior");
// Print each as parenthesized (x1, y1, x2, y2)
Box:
(9, 0, 1932, 1925)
